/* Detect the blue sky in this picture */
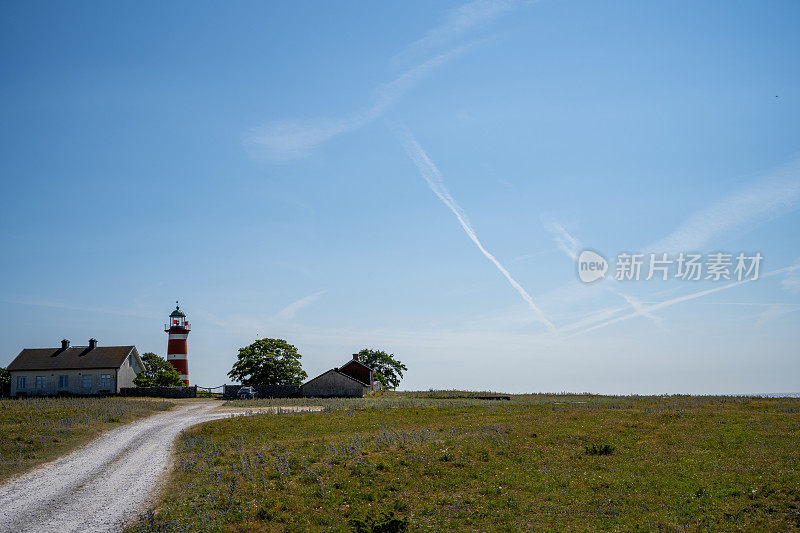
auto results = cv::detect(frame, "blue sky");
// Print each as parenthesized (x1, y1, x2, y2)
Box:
(1, 0, 799, 393)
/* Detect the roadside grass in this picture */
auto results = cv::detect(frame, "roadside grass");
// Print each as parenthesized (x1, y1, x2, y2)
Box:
(130, 394, 800, 532)
(0, 396, 172, 482)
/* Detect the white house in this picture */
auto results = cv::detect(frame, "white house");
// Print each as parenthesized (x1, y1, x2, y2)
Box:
(7, 339, 144, 396)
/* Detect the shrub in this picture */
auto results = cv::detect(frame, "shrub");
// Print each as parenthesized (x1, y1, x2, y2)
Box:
(349, 511, 409, 533)
(584, 443, 614, 456)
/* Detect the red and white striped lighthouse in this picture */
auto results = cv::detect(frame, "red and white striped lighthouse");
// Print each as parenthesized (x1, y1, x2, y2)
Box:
(164, 302, 191, 385)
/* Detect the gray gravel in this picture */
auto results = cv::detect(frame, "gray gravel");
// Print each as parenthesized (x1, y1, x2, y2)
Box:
(0, 402, 237, 533)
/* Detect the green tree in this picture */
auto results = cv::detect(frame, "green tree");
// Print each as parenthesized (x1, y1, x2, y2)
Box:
(0, 366, 10, 396)
(228, 338, 307, 386)
(133, 353, 185, 387)
(356, 349, 407, 389)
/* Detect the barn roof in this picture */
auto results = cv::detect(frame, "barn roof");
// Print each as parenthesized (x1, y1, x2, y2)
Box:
(301, 368, 370, 388)
(7, 345, 136, 371)
(340, 358, 373, 373)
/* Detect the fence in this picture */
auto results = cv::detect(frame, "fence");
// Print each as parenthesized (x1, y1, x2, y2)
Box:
(223, 384, 300, 399)
(119, 386, 197, 398)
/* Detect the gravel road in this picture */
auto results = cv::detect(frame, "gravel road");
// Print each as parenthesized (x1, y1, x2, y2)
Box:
(0, 401, 302, 533)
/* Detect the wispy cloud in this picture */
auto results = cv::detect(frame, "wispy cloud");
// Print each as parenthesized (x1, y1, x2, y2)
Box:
(272, 290, 326, 321)
(397, 127, 555, 333)
(696, 301, 800, 307)
(554, 303, 629, 335)
(756, 304, 800, 326)
(1, 298, 155, 320)
(564, 264, 800, 338)
(541, 218, 665, 329)
(244, 0, 530, 162)
(512, 248, 558, 262)
(606, 287, 664, 329)
(555, 159, 800, 335)
(781, 259, 800, 294)
(647, 159, 800, 254)
(244, 47, 468, 161)
(540, 157, 800, 337)
(542, 219, 580, 260)
(392, 0, 524, 66)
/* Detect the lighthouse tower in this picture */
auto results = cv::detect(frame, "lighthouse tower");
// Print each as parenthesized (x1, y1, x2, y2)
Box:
(164, 302, 191, 385)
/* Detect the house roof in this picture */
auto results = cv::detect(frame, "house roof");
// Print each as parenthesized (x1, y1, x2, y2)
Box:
(341, 358, 373, 373)
(301, 368, 370, 388)
(7, 346, 136, 371)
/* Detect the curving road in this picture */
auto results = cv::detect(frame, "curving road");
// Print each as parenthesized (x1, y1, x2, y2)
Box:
(0, 401, 279, 533)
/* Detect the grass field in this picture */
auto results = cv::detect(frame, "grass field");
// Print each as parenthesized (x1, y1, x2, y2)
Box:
(126, 393, 800, 532)
(0, 396, 172, 482)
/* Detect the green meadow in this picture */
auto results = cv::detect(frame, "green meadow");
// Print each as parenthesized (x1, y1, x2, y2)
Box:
(0, 396, 171, 482)
(128, 393, 800, 532)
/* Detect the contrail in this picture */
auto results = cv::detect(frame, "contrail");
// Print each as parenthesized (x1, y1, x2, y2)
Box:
(392, 0, 523, 67)
(246, 0, 534, 162)
(542, 220, 580, 260)
(398, 127, 556, 333)
(565, 264, 800, 338)
(272, 290, 327, 321)
(244, 46, 468, 162)
(542, 218, 663, 329)
(605, 287, 664, 329)
(646, 158, 800, 254)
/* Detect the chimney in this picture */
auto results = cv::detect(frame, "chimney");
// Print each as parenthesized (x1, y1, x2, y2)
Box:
(352, 353, 359, 361)
(88, 338, 97, 350)
(61, 339, 70, 350)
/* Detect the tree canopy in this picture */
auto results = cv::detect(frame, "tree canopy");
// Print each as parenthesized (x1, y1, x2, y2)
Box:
(228, 338, 308, 386)
(133, 353, 185, 387)
(356, 349, 407, 389)
(0, 366, 10, 396)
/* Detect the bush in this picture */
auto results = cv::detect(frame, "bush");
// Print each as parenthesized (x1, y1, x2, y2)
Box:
(0, 366, 10, 397)
(349, 511, 409, 533)
(584, 443, 614, 456)
(133, 353, 184, 387)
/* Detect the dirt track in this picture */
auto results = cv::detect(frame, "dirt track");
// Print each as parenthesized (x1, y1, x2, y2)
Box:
(0, 401, 319, 533)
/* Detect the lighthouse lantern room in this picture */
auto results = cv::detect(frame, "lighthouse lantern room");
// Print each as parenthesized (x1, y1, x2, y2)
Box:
(164, 301, 191, 385)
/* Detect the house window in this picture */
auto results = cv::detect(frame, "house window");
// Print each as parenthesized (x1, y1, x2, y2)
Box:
(16, 376, 26, 390)
(100, 374, 112, 390)
(81, 375, 92, 388)
(58, 375, 69, 389)
(35, 376, 46, 390)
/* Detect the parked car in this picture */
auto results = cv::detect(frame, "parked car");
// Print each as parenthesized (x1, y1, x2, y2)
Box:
(237, 386, 257, 399)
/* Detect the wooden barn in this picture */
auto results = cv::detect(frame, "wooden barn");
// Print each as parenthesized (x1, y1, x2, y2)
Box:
(300, 354, 376, 398)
